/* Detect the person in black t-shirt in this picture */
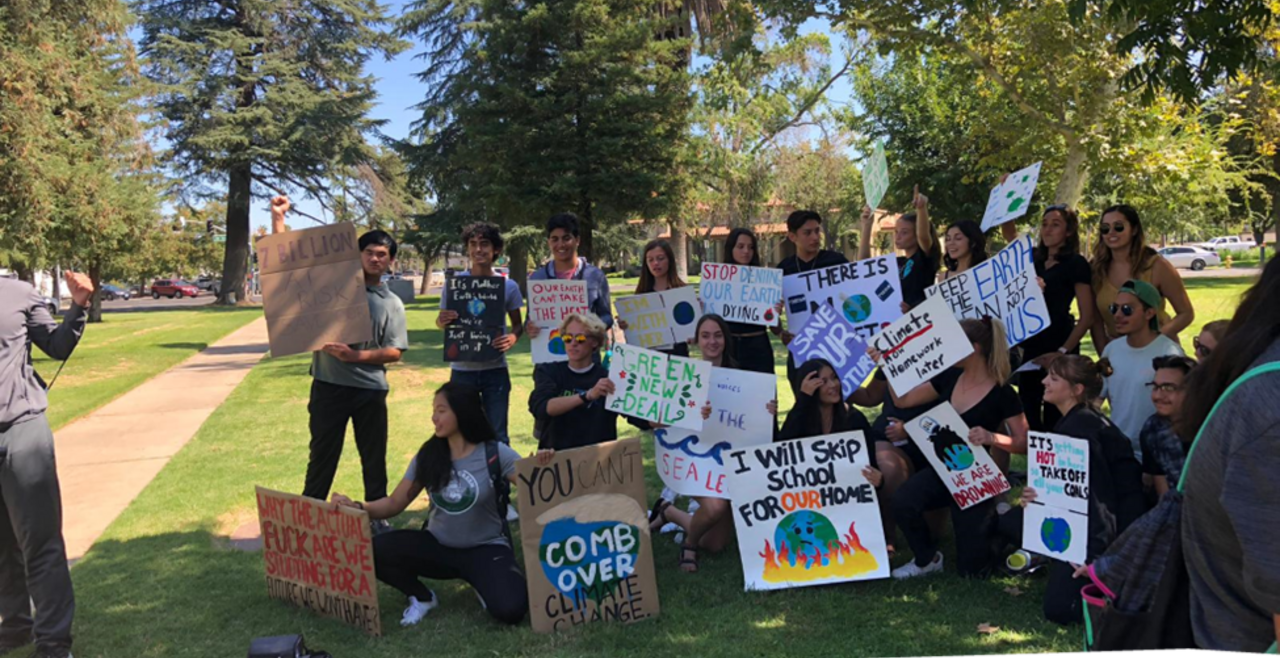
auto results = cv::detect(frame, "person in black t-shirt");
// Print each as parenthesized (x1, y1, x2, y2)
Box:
(858, 186, 941, 312)
(721, 227, 783, 374)
(778, 210, 849, 385)
(1019, 205, 1096, 431)
(528, 312, 618, 454)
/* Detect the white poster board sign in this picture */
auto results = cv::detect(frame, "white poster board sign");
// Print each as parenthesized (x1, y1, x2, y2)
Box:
(527, 280, 590, 364)
(782, 255, 902, 343)
(924, 235, 1050, 348)
(981, 161, 1042, 231)
(904, 403, 1011, 510)
(615, 287, 701, 349)
(605, 343, 711, 431)
(869, 295, 972, 395)
(699, 263, 783, 327)
(1023, 431, 1089, 563)
(862, 141, 890, 211)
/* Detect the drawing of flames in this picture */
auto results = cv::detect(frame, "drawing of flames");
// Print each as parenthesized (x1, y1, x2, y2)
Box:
(758, 511, 879, 583)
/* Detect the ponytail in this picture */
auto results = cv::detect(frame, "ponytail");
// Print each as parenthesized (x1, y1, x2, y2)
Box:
(1048, 355, 1105, 407)
(961, 317, 1011, 382)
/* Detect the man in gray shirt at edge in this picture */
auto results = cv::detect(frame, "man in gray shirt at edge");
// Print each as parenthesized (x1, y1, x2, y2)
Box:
(268, 197, 409, 521)
(0, 271, 93, 658)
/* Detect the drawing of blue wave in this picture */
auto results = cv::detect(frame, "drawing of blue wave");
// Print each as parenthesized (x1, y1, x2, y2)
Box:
(654, 429, 733, 465)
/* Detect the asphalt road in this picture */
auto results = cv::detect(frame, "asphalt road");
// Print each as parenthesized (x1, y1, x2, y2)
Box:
(85, 292, 261, 313)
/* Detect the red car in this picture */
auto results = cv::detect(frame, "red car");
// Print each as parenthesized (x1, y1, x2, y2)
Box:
(150, 279, 200, 299)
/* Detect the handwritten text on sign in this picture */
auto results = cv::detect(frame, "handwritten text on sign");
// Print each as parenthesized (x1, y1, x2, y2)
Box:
(788, 303, 875, 395)
(255, 487, 380, 635)
(904, 404, 1011, 510)
(925, 235, 1049, 348)
(515, 440, 659, 633)
(655, 368, 775, 498)
(727, 432, 889, 591)
(606, 344, 711, 431)
(528, 280, 589, 364)
(699, 263, 783, 327)
(615, 287, 700, 349)
(870, 295, 973, 395)
(782, 256, 903, 341)
(1028, 432, 1090, 515)
(444, 275, 507, 362)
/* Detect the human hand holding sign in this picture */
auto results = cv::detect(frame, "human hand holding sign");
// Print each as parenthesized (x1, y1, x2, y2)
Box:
(586, 377, 615, 401)
(862, 465, 883, 488)
(270, 195, 290, 234)
(968, 426, 995, 447)
(64, 271, 94, 307)
(321, 342, 357, 362)
(492, 333, 518, 353)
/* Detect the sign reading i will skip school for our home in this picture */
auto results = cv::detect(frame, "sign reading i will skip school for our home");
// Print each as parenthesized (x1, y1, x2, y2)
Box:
(699, 263, 783, 327)
(606, 344, 711, 431)
(444, 275, 506, 362)
(782, 255, 903, 344)
(924, 235, 1050, 348)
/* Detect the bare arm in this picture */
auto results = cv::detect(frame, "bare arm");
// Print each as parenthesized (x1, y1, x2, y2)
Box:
(858, 205, 874, 260)
(335, 475, 423, 520)
(1000, 221, 1018, 244)
(1062, 282, 1096, 353)
(1091, 312, 1111, 354)
(323, 345, 403, 365)
(890, 379, 940, 409)
(914, 186, 934, 255)
(1154, 258, 1195, 339)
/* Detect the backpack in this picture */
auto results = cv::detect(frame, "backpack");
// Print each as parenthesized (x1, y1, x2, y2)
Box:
(1082, 362, 1280, 651)
(422, 441, 512, 545)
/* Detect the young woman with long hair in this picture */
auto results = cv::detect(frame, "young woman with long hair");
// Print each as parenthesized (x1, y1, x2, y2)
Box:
(620, 239, 690, 357)
(940, 220, 988, 281)
(719, 227, 783, 374)
(858, 187, 941, 311)
(331, 383, 527, 626)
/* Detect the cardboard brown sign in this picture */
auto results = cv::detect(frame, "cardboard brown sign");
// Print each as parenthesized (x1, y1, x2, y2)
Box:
(514, 439, 660, 633)
(255, 487, 381, 636)
(257, 223, 373, 357)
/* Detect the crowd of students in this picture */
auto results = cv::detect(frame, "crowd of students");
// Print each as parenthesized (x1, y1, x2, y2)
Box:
(272, 195, 1275, 651)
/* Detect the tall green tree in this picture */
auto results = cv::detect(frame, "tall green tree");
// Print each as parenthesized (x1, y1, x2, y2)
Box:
(136, 0, 404, 304)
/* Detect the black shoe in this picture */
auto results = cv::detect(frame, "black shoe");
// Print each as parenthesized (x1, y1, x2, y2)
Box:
(370, 519, 393, 536)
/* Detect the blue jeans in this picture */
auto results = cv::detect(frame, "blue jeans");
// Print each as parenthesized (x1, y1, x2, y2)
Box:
(449, 367, 512, 444)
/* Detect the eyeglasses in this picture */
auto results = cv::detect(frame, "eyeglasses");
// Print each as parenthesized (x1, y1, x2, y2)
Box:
(1109, 303, 1135, 316)
(1145, 382, 1182, 393)
(1193, 337, 1212, 358)
(1099, 222, 1126, 235)
(563, 333, 592, 344)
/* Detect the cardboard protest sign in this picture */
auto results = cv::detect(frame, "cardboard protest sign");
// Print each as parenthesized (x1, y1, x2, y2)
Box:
(1023, 499, 1088, 565)
(699, 263, 783, 327)
(528, 280, 590, 364)
(1028, 432, 1090, 514)
(727, 432, 889, 591)
(605, 343, 711, 431)
(869, 295, 973, 395)
(782, 255, 902, 343)
(614, 287, 701, 349)
(443, 275, 506, 362)
(514, 439, 659, 633)
(980, 161, 1042, 231)
(925, 235, 1050, 348)
(255, 487, 380, 636)
(862, 141, 890, 210)
(788, 302, 876, 396)
(257, 223, 373, 358)
(654, 368, 775, 498)
(904, 403, 1011, 510)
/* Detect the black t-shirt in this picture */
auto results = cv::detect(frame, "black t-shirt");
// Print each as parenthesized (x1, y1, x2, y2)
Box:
(898, 249, 938, 310)
(778, 249, 849, 276)
(1025, 252, 1091, 354)
(529, 361, 618, 450)
(931, 367, 1024, 433)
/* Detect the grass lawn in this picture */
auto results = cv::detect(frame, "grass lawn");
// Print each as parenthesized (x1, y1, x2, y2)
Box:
(33, 306, 261, 431)
(68, 277, 1250, 657)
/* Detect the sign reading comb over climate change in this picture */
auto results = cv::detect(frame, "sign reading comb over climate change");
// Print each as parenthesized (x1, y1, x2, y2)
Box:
(257, 223, 373, 358)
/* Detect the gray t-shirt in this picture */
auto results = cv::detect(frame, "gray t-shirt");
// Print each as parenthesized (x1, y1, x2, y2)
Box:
(440, 272, 523, 372)
(311, 283, 409, 391)
(407, 442, 519, 549)
(1100, 334, 1184, 460)
(1182, 339, 1280, 652)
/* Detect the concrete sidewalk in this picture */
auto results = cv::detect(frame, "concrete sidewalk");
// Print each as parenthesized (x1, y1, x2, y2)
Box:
(54, 316, 270, 561)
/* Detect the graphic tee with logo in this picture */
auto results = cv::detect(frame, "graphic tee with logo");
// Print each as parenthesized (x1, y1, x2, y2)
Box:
(406, 442, 519, 549)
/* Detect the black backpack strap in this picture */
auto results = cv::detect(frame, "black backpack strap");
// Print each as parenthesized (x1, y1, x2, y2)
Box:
(486, 441, 513, 545)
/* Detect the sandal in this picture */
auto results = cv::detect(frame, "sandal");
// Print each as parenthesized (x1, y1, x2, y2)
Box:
(679, 542, 699, 573)
(647, 498, 672, 533)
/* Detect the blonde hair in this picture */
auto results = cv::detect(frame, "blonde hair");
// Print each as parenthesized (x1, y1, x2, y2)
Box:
(961, 317, 1011, 382)
(559, 312, 608, 345)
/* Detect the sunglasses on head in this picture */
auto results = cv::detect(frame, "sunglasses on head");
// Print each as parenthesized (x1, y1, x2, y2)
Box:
(1109, 303, 1136, 316)
(1145, 382, 1181, 393)
(1099, 222, 1126, 235)
(1044, 204, 1069, 214)
(1193, 337, 1212, 358)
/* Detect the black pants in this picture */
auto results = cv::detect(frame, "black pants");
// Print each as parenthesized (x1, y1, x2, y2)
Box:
(304, 380, 389, 502)
(893, 467, 997, 577)
(732, 332, 776, 375)
(0, 415, 74, 653)
(373, 529, 527, 625)
(996, 508, 1085, 625)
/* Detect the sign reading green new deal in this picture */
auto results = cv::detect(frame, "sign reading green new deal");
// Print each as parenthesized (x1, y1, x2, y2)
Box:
(606, 344, 711, 431)
(862, 141, 890, 211)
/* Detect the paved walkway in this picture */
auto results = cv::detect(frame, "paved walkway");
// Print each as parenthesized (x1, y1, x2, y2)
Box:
(54, 316, 269, 561)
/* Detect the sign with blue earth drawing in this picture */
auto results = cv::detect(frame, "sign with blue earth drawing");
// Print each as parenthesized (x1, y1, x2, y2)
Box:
(699, 263, 783, 327)
(862, 140, 890, 210)
(527, 280, 590, 364)
(782, 255, 903, 346)
(514, 439, 659, 633)
(1023, 432, 1089, 563)
(726, 431, 890, 591)
(1023, 500, 1087, 564)
(904, 403, 1011, 510)
(980, 161, 1042, 231)
(614, 286, 701, 349)
(654, 368, 775, 498)
(443, 274, 506, 362)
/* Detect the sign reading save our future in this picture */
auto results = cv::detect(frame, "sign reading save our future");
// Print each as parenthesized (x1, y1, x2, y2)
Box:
(698, 263, 783, 327)
(606, 344, 711, 431)
(788, 302, 876, 399)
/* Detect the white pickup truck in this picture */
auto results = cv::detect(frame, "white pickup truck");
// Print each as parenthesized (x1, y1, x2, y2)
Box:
(1196, 236, 1257, 252)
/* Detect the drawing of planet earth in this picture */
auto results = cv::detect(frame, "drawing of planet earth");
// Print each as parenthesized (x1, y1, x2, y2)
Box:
(672, 301, 696, 325)
(467, 298, 486, 317)
(775, 510, 839, 566)
(1040, 516, 1072, 553)
(548, 329, 567, 355)
(843, 294, 873, 324)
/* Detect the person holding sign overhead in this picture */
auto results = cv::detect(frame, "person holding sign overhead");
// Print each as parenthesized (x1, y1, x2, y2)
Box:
(331, 383, 527, 627)
(436, 223, 524, 446)
(528, 312, 619, 455)
(870, 317, 1029, 579)
(858, 187, 940, 312)
(617, 239, 690, 357)
(721, 228, 782, 374)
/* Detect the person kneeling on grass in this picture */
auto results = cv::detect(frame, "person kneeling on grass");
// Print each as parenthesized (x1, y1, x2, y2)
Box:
(331, 383, 527, 627)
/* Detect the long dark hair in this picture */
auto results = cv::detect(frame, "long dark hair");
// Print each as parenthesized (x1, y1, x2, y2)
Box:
(1091, 204, 1158, 287)
(695, 314, 738, 368)
(724, 228, 761, 266)
(1034, 205, 1081, 264)
(1177, 256, 1280, 442)
(943, 220, 987, 272)
(415, 382, 496, 493)
(637, 239, 685, 293)
(899, 211, 942, 270)
(781, 359, 847, 439)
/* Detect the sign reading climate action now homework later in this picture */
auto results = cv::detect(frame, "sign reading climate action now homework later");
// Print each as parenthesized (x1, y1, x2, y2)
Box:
(870, 295, 972, 395)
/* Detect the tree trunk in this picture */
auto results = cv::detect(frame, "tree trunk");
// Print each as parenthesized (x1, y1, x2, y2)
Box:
(509, 242, 529, 296)
(51, 267, 61, 304)
(88, 262, 103, 323)
(578, 196, 595, 265)
(1053, 137, 1090, 206)
(669, 224, 689, 278)
(418, 251, 432, 295)
(218, 163, 252, 305)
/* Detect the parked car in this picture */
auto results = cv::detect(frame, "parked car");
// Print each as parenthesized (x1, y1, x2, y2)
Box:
(1194, 236, 1257, 252)
(39, 295, 59, 316)
(1159, 246, 1222, 271)
(101, 284, 132, 301)
(150, 279, 200, 299)
(194, 276, 222, 295)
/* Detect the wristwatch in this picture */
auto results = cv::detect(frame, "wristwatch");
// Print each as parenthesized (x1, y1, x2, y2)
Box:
(579, 392, 590, 405)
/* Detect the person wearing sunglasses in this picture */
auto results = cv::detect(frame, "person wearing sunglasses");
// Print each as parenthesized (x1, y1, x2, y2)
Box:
(528, 312, 619, 455)
(1090, 204, 1194, 351)
(1138, 355, 1197, 497)
(1098, 279, 1186, 461)
(1193, 319, 1228, 362)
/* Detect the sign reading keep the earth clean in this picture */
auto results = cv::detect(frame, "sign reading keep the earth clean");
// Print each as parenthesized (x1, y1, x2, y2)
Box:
(605, 344, 711, 431)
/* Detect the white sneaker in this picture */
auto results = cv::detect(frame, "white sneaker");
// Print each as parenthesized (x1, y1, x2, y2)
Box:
(686, 499, 701, 514)
(506, 506, 520, 523)
(659, 522, 680, 534)
(891, 553, 944, 580)
(660, 486, 676, 502)
(400, 594, 438, 626)
(673, 532, 684, 545)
